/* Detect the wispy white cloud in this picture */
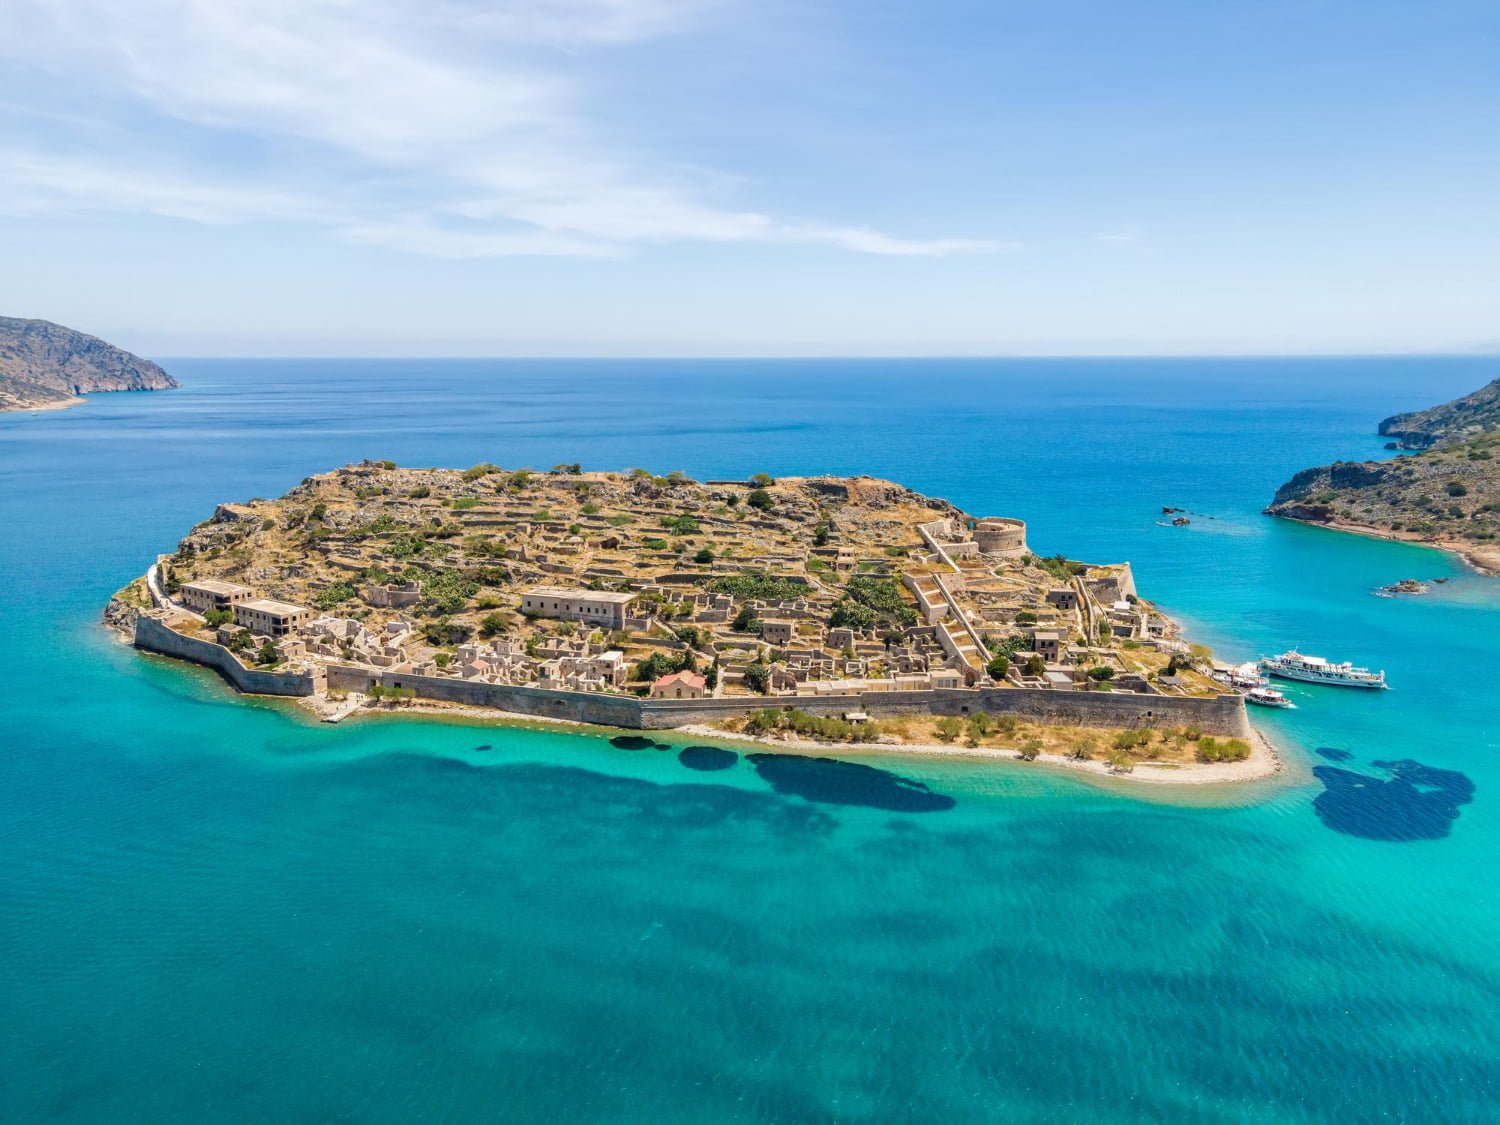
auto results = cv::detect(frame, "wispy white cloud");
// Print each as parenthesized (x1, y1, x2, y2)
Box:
(0, 0, 999, 258)
(0, 150, 323, 225)
(1096, 226, 1148, 247)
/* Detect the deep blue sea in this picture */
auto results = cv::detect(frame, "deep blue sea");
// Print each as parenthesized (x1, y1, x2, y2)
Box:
(3, 358, 1499, 1123)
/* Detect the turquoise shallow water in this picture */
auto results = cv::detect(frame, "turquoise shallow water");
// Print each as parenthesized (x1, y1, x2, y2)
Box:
(3, 358, 1499, 1122)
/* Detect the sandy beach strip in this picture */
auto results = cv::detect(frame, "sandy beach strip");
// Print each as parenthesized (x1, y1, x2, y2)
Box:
(1278, 514, 1500, 576)
(314, 695, 1285, 788)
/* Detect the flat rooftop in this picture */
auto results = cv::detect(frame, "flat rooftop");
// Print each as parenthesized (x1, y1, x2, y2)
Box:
(523, 586, 636, 603)
(183, 578, 253, 595)
(238, 597, 310, 616)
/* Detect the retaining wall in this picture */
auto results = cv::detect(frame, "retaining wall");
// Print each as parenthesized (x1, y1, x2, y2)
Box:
(144, 623, 1248, 736)
(328, 665, 642, 727)
(135, 615, 317, 696)
(635, 686, 1249, 736)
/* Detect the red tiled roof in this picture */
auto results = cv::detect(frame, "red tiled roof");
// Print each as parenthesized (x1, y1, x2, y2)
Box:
(655, 671, 706, 689)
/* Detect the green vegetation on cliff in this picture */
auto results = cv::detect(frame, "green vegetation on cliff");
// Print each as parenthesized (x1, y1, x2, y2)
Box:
(1266, 377, 1500, 569)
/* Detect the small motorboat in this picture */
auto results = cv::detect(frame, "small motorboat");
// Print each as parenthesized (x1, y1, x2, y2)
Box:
(1246, 686, 1295, 709)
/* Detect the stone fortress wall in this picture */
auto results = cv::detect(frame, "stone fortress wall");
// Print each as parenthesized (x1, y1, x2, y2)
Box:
(318, 661, 1250, 737)
(135, 614, 318, 696)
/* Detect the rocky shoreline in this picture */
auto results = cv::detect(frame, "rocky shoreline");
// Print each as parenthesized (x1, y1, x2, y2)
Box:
(1266, 376, 1499, 573)
(1271, 512, 1500, 576)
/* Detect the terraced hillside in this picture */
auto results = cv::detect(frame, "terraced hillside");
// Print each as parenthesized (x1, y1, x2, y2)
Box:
(113, 462, 1217, 710)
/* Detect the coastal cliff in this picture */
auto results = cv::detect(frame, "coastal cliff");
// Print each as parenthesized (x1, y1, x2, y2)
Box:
(0, 316, 178, 412)
(1266, 377, 1500, 573)
(1378, 377, 1500, 449)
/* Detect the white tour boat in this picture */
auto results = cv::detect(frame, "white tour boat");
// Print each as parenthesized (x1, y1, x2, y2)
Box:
(1245, 686, 1295, 709)
(1259, 650, 1387, 690)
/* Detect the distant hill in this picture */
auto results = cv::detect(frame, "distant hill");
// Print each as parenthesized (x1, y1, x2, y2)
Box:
(1377, 377, 1500, 449)
(0, 317, 178, 412)
(1266, 376, 1500, 574)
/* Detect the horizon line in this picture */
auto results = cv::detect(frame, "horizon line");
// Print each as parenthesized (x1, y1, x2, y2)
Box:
(150, 350, 1500, 362)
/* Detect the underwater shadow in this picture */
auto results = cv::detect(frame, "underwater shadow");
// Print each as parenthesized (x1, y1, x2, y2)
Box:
(1313, 747, 1353, 762)
(610, 735, 672, 752)
(678, 746, 739, 772)
(746, 753, 955, 813)
(1312, 758, 1474, 841)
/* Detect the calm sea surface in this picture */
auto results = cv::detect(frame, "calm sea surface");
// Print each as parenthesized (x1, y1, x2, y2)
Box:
(3, 358, 1498, 1122)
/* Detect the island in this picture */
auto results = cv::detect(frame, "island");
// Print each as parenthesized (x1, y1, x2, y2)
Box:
(0, 316, 177, 412)
(106, 463, 1271, 782)
(1266, 377, 1500, 574)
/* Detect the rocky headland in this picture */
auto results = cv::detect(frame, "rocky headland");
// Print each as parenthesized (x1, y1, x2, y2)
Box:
(0, 316, 177, 412)
(1266, 377, 1500, 573)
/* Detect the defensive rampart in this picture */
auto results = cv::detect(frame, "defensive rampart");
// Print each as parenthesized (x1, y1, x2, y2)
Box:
(139, 624, 1250, 737)
(135, 615, 317, 696)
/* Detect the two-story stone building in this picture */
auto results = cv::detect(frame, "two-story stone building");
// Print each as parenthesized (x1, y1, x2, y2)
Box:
(520, 586, 637, 630)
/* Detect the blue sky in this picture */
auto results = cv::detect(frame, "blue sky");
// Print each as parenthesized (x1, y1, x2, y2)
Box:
(1, 0, 1497, 356)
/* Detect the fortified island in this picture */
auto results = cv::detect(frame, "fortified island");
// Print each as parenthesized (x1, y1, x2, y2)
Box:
(1267, 376, 1500, 574)
(0, 316, 177, 413)
(107, 463, 1261, 776)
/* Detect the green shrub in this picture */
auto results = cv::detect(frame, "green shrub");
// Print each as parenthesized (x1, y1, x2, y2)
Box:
(314, 581, 358, 610)
(633, 651, 687, 682)
(422, 570, 479, 614)
(828, 599, 876, 630)
(732, 605, 761, 633)
(743, 660, 772, 694)
(935, 716, 964, 743)
(708, 573, 805, 602)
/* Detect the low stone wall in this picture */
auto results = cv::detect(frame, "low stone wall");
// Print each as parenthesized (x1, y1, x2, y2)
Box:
(328, 665, 642, 728)
(135, 614, 317, 696)
(145, 625, 1248, 736)
(637, 687, 1249, 737)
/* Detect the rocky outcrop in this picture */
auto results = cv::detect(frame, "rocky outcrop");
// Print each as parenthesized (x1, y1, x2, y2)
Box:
(0, 316, 177, 412)
(1378, 376, 1500, 449)
(1267, 378, 1500, 571)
